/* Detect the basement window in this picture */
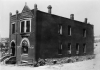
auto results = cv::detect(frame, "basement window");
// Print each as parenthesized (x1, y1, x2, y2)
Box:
(58, 44, 62, 55)
(68, 25, 71, 36)
(76, 43, 79, 54)
(12, 23, 15, 34)
(83, 44, 86, 53)
(68, 43, 71, 54)
(20, 18, 31, 33)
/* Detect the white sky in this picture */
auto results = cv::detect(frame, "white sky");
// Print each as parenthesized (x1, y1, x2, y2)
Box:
(0, 0, 100, 38)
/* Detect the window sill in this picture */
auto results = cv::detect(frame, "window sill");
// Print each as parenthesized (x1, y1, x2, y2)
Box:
(21, 54, 28, 56)
(20, 32, 31, 36)
(20, 32, 31, 34)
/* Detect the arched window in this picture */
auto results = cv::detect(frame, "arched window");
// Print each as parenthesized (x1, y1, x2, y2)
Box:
(22, 40, 28, 54)
(11, 41, 15, 56)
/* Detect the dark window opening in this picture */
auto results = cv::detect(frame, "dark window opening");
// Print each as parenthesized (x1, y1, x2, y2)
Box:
(58, 24, 62, 35)
(58, 44, 62, 55)
(12, 24, 15, 34)
(83, 44, 86, 53)
(21, 21, 25, 33)
(76, 43, 79, 54)
(68, 43, 71, 50)
(26, 21, 30, 32)
(83, 29, 86, 37)
(68, 25, 71, 36)
(11, 42, 15, 56)
(68, 43, 71, 54)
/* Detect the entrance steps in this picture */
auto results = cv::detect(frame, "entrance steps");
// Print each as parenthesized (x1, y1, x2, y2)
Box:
(20, 54, 34, 66)
(0, 56, 15, 64)
(0, 55, 10, 62)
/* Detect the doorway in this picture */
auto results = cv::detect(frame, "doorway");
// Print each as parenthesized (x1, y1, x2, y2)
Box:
(11, 42, 15, 56)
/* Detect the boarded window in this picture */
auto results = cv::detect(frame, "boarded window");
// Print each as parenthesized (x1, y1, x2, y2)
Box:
(68, 25, 71, 36)
(12, 23, 15, 34)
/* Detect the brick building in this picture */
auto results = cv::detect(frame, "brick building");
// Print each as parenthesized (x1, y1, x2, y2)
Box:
(9, 4, 94, 64)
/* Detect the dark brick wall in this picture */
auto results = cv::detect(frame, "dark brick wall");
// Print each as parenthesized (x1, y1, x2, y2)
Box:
(36, 10, 94, 59)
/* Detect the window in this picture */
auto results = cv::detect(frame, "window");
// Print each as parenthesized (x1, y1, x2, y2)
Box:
(58, 24, 62, 35)
(58, 44, 62, 55)
(22, 40, 28, 54)
(21, 21, 25, 33)
(68, 25, 71, 36)
(76, 43, 79, 54)
(68, 43, 71, 54)
(20, 19, 31, 33)
(83, 44, 86, 53)
(12, 23, 15, 34)
(83, 29, 86, 37)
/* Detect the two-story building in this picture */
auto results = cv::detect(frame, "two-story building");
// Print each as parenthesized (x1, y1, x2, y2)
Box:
(9, 4, 94, 64)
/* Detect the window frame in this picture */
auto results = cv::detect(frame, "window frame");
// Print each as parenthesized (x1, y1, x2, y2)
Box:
(20, 18, 31, 33)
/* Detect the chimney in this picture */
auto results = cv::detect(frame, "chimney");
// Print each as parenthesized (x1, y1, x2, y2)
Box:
(10, 12, 12, 17)
(16, 10, 19, 19)
(34, 4, 37, 10)
(16, 10, 19, 15)
(70, 14, 74, 20)
(47, 5, 52, 14)
(84, 18, 88, 23)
